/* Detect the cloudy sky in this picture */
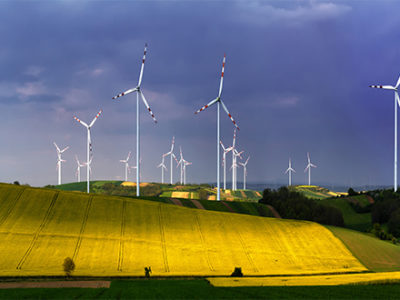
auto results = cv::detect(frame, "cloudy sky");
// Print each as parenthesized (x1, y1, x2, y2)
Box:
(1, 0, 400, 188)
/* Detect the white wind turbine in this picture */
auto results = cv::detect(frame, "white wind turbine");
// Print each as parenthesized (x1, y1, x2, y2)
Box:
(120, 151, 132, 181)
(177, 146, 185, 185)
(285, 158, 296, 186)
(157, 154, 168, 184)
(164, 136, 178, 185)
(370, 76, 400, 191)
(220, 140, 233, 190)
(232, 149, 243, 190)
(239, 156, 250, 190)
(112, 43, 157, 196)
(304, 152, 317, 186)
(195, 54, 239, 201)
(183, 159, 192, 185)
(54, 142, 69, 185)
(75, 155, 86, 183)
(73, 109, 102, 193)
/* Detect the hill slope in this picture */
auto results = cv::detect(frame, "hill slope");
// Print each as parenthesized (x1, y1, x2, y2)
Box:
(0, 183, 366, 276)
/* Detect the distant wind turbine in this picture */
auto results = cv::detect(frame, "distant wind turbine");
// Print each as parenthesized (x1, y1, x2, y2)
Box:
(75, 155, 86, 183)
(53, 142, 69, 185)
(304, 152, 316, 186)
(177, 146, 185, 185)
(73, 109, 102, 193)
(239, 156, 250, 190)
(285, 158, 296, 186)
(195, 54, 239, 200)
(370, 76, 400, 191)
(112, 43, 157, 196)
(120, 151, 132, 181)
(220, 140, 233, 190)
(183, 160, 192, 185)
(157, 154, 168, 184)
(164, 137, 178, 184)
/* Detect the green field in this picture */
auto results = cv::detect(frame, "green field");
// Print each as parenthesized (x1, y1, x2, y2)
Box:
(0, 280, 400, 299)
(321, 197, 371, 232)
(328, 226, 400, 272)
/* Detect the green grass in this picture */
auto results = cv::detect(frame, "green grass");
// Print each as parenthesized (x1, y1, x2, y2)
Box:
(327, 226, 400, 272)
(0, 279, 400, 299)
(321, 197, 371, 232)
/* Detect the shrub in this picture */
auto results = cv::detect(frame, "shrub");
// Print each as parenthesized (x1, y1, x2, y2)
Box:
(231, 267, 243, 277)
(348, 188, 358, 196)
(63, 257, 75, 277)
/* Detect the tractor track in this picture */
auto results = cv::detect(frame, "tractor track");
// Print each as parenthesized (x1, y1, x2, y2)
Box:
(0, 187, 27, 227)
(117, 200, 126, 271)
(72, 195, 93, 261)
(195, 212, 214, 271)
(16, 191, 59, 270)
(158, 204, 169, 273)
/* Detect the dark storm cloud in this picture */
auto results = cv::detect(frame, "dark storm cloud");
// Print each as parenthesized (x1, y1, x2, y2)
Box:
(1, 0, 400, 187)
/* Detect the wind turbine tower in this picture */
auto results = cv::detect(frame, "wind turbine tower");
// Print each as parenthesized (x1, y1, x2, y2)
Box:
(53, 142, 69, 185)
(285, 158, 296, 186)
(195, 54, 239, 200)
(112, 43, 158, 196)
(370, 76, 400, 191)
(304, 152, 317, 186)
(164, 137, 177, 184)
(220, 140, 233, 190)
(73, 109, 102, 193)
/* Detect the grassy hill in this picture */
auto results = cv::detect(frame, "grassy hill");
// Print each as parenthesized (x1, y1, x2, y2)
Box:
(0, 183, 366, 276)
(291, 185, 345, 200)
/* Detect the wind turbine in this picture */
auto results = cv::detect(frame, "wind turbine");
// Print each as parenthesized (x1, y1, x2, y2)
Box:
(157, 154, 168, 184)
(53, 142, 69, 185)
(120, 151, 132, 181)
(195, 54, 239, 201)
(183, 160, 192, 185)
(75, 155, 86, 183)
(370, 76, 400, 191)
(73, 109, 102, 193)
(112, 43, 157, 196)
(164, 137, 178, 184)
(304, 152, 317, 186)
(285, 158, 296, 186)
(220, 140, 233, 190)
(177, 146, 185, 185)
(239, 156, 250, 190)
(232, 149, 243, 190)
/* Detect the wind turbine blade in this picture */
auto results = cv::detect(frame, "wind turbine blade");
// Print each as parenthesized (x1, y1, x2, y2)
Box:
(170, 136, 175, 152)
(53, 142, 60, 152)
(304, 166, 309, 173)
(220, 140, 226, 151)
(311, 163, 317, 168)
(138, 43, 148, 87)
(369, 85, 396, 90)
(126, 151, 131, 161)
(218, 54, 226, 98)
(307, 152, 310, 164)
(220, 100, 239, 130)
(285, 168, 289, 174)
(73, 116, 89, 128)
(60, 146, 69, 153)
(112, 87, 138, 100)
(140, 91, 158, 123)
(89, 109, 103, 127)
(194, 97, 219, 114)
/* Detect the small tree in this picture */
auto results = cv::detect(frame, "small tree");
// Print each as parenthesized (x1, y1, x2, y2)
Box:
(348, 188, 358, 196)
(63, 257, 75, 277)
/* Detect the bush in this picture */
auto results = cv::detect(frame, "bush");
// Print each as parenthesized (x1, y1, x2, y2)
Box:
(63, 257, 75, 277)
(388, 208, 400, 237)
(198, 189, 208, 200)
(348, 188, 358, 196)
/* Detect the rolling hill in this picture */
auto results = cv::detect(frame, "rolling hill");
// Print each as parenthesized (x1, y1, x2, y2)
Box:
(0, 183, 367, 277)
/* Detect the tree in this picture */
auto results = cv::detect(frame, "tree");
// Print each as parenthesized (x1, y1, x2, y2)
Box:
(63, 257, 75, 277)
(347, 188, 358, 196)
(388, 208, 400, 237)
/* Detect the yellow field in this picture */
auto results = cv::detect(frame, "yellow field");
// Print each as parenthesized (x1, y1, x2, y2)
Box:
(208, 272, 400, 287)
(0, 184, 366, 276)
(120, 182, 151, 187)
(171, 192, 190, 198)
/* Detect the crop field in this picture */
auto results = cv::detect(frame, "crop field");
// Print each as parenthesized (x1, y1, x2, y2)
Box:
(328, 226, 400, 272)
(0, 183, 366, 276)
(293, 185, 343, 200)
(207, 271, 400, 287)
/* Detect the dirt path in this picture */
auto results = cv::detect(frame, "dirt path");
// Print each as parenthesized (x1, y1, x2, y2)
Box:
(0, 281, 110, 289)
(191, 199, 205, 209)
(221, 201, 234, 212)
(266, 205, 281, 218)
(171, 198, 183, 206)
